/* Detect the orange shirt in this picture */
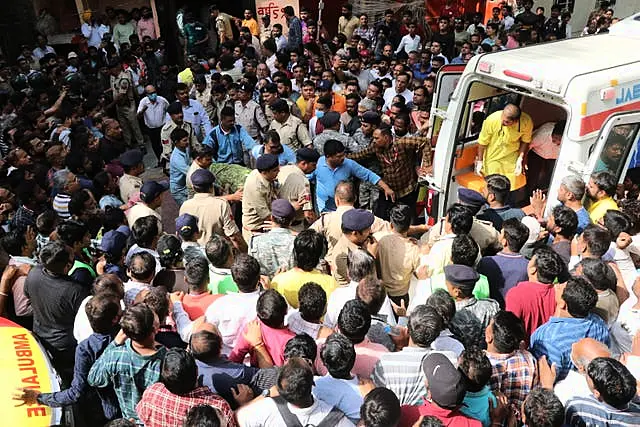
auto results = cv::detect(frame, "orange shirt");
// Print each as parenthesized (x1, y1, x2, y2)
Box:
(330, 92, 347, 114)
(182, 292, 222, 320)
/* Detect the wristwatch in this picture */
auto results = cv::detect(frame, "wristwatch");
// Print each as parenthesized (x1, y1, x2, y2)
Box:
(261, 388, 271, 397)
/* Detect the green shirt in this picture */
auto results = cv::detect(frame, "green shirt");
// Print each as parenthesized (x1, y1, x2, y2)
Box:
(430, 272, 490, 300)
(208, 267, 238, 294)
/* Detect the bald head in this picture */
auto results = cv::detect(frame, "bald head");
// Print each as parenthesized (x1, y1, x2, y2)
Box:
(572, 338, 610, 371)
(501, 104, 521, 126)
(335, 181, 356, 205)
(145, 85, 156, 96)
(189, 329, 222, 361)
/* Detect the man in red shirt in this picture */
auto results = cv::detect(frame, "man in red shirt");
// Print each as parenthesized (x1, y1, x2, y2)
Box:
(505, 247, 565, 338)
(400, 353, 481, 427)
(182, 257, 221, 320)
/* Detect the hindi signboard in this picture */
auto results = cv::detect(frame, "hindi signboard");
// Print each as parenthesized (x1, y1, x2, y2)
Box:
(256, 0, 300, 32)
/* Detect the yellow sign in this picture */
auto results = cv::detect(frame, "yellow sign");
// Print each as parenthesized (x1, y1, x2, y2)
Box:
(0, 318, 59, 426)
(256, 0, 300, 32)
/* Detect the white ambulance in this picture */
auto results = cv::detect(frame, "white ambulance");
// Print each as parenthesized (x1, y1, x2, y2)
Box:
(424, 13, 640, 219)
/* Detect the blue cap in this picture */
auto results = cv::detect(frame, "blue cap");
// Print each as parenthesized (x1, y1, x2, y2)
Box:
(140, 180, 169, 203)
(342, 208, 375, 231)
(256, 154, 279, 171)
(320, 111, 341, 127)
(317, 79, 332, 91)
(458, 187, 486, 210)
(271, 199, 295, 219)
(116, 225, 131, 237)
(296, 147, 320, 163)
(444, 264, 479, 290)
(119, 149, 144, 167)
(176, 213, 199, 237)
(100, 230, 128, 256)
(191, 169, 215, 187)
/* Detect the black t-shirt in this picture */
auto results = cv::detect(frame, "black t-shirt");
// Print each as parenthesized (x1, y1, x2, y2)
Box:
(432, 31, 456, 61)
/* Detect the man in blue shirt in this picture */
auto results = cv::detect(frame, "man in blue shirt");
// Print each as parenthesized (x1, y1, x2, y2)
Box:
(310, 139, 394, 212)
(169, 128, 191, 206)
(530, 276, 609, 382)
(203, 106, 256, 165)
(166, 83, 212, 140)
(251, 130, 296, 166)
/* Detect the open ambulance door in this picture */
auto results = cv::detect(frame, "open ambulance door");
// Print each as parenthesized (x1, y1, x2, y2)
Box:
(422, 64, 465, 222)
(580, 112, 640, 187)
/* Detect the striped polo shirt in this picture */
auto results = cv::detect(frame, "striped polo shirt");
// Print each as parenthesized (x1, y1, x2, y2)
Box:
(565, 395, 640, 426)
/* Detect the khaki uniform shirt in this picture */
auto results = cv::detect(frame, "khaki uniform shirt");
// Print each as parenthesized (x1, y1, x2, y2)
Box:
(310, 205, 391, 253)
(377, 233, 421, 297)
(235, 100, 269, 141)
(179, 193, 239, 246)
(194, 88, 214, 123)
(278, 165, 311, 230)
(126, 202, 163, 233)
(160, 120, 198, 158)
(269, 114, 312, 150)
(265, 99, 303, 123)
(119, 174, 143, 204)
(241, 169, 278, 242)
(326, 235, 360, 286)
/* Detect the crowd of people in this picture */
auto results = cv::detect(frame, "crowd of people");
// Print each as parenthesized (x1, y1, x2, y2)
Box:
(1, 1, 638, 427)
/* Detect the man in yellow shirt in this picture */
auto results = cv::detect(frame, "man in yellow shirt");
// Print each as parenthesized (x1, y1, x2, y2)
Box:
(585, 170, 619, 223)
(476, 104, 533, 192)
(241, 9, 260, 36)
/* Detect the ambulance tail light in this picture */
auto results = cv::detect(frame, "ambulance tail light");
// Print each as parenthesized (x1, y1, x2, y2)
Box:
(503, 69, 533, 82)
(600, 87, 616, 101)
(478, 61, 494, 74)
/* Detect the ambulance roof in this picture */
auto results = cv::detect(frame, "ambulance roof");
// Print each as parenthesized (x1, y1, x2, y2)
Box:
(471, 16, 640, 97)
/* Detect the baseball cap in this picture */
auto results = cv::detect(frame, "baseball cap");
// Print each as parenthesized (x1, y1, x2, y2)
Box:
(140, 181, 169, 203)
(422, 353, 466, 409)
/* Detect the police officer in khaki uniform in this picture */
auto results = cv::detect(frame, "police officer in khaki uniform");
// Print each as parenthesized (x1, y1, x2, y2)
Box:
(235, 83, 269, 143)
(241, 154, 280, 243)
(278, 148, 320, 231)
(424, 187, 501, 255)
(118, 149, 145, 204)
(160, 102, 198, 163)
(179, 169, 247, 252)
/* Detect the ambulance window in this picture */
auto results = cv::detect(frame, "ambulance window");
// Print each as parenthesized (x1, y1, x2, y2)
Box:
(459, 92, 520, 140)
(594, 123, 640, 179)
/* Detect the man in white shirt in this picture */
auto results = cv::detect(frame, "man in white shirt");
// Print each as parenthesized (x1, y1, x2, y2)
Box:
(237, 357, 354, 427)
(205, 254, 262, 355)
(166, 83, 213, 141)
(32, 35, 56, 61)
(395, 22, 421, 55)
(137, 85, 169, 163)
(382, 72, 413, 111)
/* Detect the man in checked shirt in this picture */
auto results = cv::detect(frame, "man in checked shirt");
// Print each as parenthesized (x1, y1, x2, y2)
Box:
(349, 123, 432, 220)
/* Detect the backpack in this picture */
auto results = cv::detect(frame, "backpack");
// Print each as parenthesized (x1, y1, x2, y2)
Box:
(271, 396, 346, 427)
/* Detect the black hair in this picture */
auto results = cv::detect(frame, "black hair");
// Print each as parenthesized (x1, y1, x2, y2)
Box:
(551, 205, 578, 239)
(183, 405, 221, 427)
(128, 252, 156, 281)
(532, 247, 564, 284)
(277, 357, 313, 404)
(389, 204, 412, 233)
(450, 309, 484, 349)
(170, 127, 189, 143)
(161, 348, 197, 395)
(485, 174, 511, 204)
(562, 276, 597, 318)
(298, 282, 327, 323)
(132, 216, 160, 248)
(446, 203, 473, 235)
(156, 234, 183, 267)
(424, 289, 456, 327)
(85, 293, 120, 334)
(360, 387, 401, 427)
(205, 234, 232, 268)
(105, 420, 136, 427)
(36, 210, 58, 236)
(577, 258, 616, 292)
(323, 140, 346, 157)
(408, 305, 444, 347)
(119, 303, 156, 342)
(103, 206, 127, 233)
(231, 254, 260, 292)
(39, 241, 72, 274)
(320, 333, 356, 379)
(491, 310, 526, 353)
(284, 334, 318, 361)
(459, 347, 492, 392)
(338, 299, 371, 344)
(450, 234, 478, 266)
(191, 143, 214, 160)
(263, 38, 276, 54)
(144, 287, 170, 322)
(603, 210, 631, 240)
(587, 357, 637, 409)
(92, 274, 125, 298)
(591, 171, 617, 197)
(293, 230, 326, 271)
(57, 219, 88, 246)
(185, 257, 210, 290)
(257, 289, 288, 328)
(356, 277, 386, 315)
(523, 388, 564, 427)
(190, 330, 222, 361)
(1, 229, 27, 256)
(582, 224, 612, 257)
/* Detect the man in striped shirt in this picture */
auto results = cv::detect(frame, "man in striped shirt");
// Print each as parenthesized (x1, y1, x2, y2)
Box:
(371, 305, 457, 406)
(565, 357, 640, 426)
(530, 276, 609, 382)
(52, 169, 81, 219)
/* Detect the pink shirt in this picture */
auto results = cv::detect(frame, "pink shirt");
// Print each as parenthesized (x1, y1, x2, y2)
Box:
(315, 337, 389, 377)
(229, 321, 295, 366)
(137, 18, 157, 40)
(505, 281, 556, 339)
